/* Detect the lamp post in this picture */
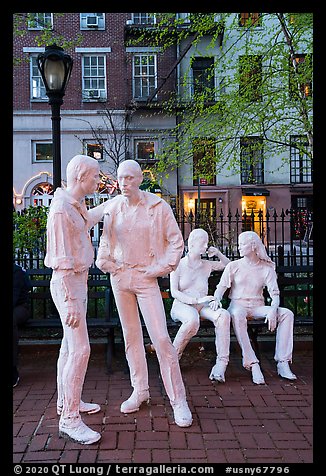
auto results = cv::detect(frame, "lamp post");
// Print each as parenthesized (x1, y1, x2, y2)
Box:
(37, 44, 73, 190)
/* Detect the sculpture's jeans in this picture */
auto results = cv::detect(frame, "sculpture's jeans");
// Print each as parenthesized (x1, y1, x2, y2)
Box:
(171, 300, 231, 362)
(50, 271, 90, 428)
(228, 298, 294, 369)
(111, 268, 187, 405)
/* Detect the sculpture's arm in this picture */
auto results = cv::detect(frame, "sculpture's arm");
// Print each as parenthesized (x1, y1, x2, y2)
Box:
(207, 246, 231, 271)
(170, 269, 214, 305)
(264, 267, 281, 332)
(45, 211, 75, 271)
(87, 199, 111, 229)
(45, 211, 85, 329)
(144, 204, 184, 278)
(170, 269, 197, 305)
(61, 271, 83, 329)
(209, 264, 232, 310)
(95, 213, 122, 275)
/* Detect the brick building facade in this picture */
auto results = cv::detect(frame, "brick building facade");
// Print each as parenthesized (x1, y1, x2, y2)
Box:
(13, 13, 313, 245)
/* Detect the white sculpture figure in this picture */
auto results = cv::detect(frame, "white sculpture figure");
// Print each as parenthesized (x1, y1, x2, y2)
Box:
(169, 228, 231, 382)
(210, 231, 296, 385)
(96, 160, 192, 427)
(45, 154, 109, 445)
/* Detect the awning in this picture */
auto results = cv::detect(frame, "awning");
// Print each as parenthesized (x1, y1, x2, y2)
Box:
(242, 188, 270, 196)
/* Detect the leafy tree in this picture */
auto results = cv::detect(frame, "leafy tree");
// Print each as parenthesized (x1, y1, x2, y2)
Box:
(13, 205, 48, 257)
(74, 106, 136, 178)
(13, 13, 83, 65)
(128, 12, 313, 182)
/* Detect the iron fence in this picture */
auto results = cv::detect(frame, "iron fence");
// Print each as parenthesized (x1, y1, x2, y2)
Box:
(14, 207, 313, 268)
(14, 207, 313, 320)
(175, 207, 313, 266)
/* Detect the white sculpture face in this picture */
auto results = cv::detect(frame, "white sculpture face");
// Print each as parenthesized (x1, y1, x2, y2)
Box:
(117, 163, 142, 198)
(238, 234, 255, 257)
(80, 166, 100, 195)
(188, 234, 208, 255)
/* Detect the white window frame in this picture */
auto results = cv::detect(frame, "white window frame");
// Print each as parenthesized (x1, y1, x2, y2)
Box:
(82, 54, 107, 101)
(80, 13, 105, 30)
(176, 13, 190, 23)
(83, 140, 105, 162)
(132, 54, 157, 101)
(131, 13, 156, 25)
(27, 13, 53, 30)
(134, 139, 159, 162)
(32, 141, 53, 163)
(30, 55, 47, 101)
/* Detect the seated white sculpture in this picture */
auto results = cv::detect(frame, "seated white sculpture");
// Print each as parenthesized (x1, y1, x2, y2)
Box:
(170, 228, 231, 382)
(211, 230, 297, 385)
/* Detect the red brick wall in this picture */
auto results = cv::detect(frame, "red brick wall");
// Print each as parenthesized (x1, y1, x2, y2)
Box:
(13, 13, 177, 111)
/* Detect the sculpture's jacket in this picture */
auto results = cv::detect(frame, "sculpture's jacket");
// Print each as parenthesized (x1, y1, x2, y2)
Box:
(96, 191, 184, 277)
(44, 188, 103, 273)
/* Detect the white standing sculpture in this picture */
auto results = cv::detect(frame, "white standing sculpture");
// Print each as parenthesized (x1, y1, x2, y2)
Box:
(210, 231, 296, 384)
(45, 155, 109, 445)
(170, 228, 231, 382)
(96, 160, 192, 427)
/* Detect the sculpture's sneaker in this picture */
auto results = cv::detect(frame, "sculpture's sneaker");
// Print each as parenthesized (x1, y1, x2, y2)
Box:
(172, 401, 193, 427)
(57, 400, 101, 416)
(59, 420, 101, 445)
(209, 360, 227, 383)
(251, 363, 265, 384)
(120, 389, 150, 414)
(277, 362, 297, 380)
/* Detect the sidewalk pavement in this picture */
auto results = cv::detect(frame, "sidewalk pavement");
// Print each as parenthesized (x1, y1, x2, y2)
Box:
(13, 340, 313, 465)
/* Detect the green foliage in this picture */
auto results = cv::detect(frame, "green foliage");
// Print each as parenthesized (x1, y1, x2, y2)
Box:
(13, 13, 83, 66)
(13, 205, 48, 256)
(128, 12, 313, 178)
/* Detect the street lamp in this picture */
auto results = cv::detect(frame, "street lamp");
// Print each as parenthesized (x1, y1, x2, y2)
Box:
(37, 44, 73, 190)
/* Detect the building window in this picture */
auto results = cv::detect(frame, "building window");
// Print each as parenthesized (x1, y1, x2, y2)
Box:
(195, 198, 216, 221)
(240, 137, 264, 184)
(191, 57, 215, 101)
(238, 13, 262, 27)
(30, 56, 47, 100)
(192, 138, 216, 186)
(239, 55, 262, 101)
(290, 135, 313, 183)
(291, 195, 313, 241)
(86, 142, 104, 161)
(27, 13, 53, 29)
(132, 13, 155, 25)
(135, 140, 157, 162)
(80, 13, 105, 30)
(82, 55, 107, 101)
(289, 54, 312, 99)
(32, 142, 53, 163)
(133, 55, 157, 100)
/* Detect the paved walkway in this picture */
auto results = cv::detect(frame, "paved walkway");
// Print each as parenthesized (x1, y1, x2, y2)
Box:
(13, 341, 313, 465)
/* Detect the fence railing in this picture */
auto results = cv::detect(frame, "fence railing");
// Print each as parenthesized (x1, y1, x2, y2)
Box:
(175, 208, 313, 266)
(14, 207, 313, 269)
